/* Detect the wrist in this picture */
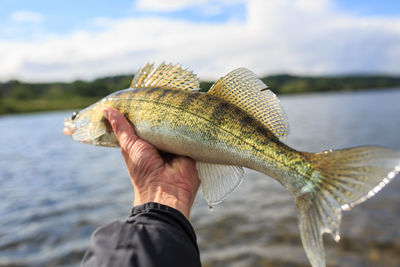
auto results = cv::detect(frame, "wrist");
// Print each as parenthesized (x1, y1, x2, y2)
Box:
(133, 184, 195, 219)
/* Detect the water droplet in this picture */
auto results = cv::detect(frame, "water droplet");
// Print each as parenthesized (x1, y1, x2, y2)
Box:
(208, 205, 214, 212)
(341, 203, 350, 210)
(334, 234, 341, 242)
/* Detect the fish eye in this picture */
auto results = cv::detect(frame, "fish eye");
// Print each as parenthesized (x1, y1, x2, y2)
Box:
(71, 112, 78, 120)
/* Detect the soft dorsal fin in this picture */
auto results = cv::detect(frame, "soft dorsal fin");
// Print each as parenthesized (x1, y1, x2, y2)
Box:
(207, 68, 289, 139)
(131, 62, 200, 91)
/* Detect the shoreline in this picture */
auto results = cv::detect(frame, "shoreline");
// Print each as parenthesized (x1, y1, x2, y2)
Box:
(1, 86, 399, 116)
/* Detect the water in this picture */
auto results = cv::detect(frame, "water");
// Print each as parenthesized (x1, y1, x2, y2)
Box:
(1, 89, 400, 266)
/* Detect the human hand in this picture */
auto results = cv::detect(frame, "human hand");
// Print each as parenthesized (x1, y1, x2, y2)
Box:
(103, 107, 200, 219)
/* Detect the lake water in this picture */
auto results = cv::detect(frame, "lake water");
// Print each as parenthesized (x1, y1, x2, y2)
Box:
(1, 89, 400, 266)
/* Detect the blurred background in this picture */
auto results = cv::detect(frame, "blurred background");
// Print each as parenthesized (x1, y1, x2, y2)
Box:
(0, 0, 399, 266)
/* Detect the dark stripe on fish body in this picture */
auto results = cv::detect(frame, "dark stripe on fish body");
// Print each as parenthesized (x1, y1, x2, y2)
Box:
(232, 106, 242, 116)
(168, 89, 179, 96)
(256, 126, 272, 140)
(241, 116, 254, 128)
(156, 88, 169, 99)
(202, 93, 213, 102)
(178, 92, 196, 110)
(146, 87, 159, 96)
(210, 102, 229, 125)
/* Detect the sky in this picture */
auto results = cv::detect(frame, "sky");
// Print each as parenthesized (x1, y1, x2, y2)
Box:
(0, 0, 399, 82)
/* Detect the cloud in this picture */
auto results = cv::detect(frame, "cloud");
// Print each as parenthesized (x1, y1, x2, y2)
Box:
(11, 10, 44, 23)
(0, 0, 399, 82)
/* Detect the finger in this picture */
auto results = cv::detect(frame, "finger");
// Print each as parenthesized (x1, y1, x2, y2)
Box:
(103, 107, 139, 148)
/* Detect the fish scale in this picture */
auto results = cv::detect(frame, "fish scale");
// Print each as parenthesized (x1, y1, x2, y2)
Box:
(64, 63, 400, 267)
(109, 87, 292, 174)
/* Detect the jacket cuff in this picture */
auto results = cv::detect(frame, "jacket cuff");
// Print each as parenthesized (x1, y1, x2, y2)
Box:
(128, 202, 199, 252)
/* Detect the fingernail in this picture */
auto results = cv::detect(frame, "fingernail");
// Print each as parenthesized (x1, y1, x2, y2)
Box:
(103, 108, 109, 119)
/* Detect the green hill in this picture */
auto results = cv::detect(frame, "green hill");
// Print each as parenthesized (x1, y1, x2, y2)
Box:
(1, 73, 399, 115)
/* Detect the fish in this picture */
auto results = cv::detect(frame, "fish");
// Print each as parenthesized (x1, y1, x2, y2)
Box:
(63, 62, 400, 267)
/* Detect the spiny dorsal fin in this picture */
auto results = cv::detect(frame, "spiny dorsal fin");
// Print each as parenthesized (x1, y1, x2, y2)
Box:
(207, 68, 289, 139)
(131, 62, 200, 91)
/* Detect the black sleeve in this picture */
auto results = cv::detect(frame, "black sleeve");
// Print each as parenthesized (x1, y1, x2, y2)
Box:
(81, 202, 201, 267)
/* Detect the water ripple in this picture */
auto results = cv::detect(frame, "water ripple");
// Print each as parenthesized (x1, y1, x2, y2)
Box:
(1, 89, 400, 266)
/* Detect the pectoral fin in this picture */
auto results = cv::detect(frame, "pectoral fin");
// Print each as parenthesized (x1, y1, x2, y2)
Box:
(72, 121, 107, 143)
(196, 162, 244, 206)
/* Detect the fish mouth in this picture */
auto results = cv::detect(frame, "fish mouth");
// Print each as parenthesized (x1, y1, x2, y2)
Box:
(63, 118, 76, 136)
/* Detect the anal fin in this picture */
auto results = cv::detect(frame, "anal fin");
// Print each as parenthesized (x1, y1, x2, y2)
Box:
(196, 162, 244, 206)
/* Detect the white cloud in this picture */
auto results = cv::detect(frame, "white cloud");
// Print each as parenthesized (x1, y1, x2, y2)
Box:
(0, 0, 399, 82)
(11, 10, 44, 23)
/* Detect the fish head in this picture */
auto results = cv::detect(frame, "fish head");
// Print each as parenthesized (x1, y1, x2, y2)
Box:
(63, 101, 119, 147)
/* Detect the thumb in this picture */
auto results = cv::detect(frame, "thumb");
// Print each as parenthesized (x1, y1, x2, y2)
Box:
(103, 107, 139, 148)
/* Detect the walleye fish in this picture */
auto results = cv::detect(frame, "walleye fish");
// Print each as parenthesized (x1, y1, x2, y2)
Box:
(63, 62, 400, 267)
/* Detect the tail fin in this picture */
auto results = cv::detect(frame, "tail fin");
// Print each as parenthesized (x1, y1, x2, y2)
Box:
(295, 146, 400, 267)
